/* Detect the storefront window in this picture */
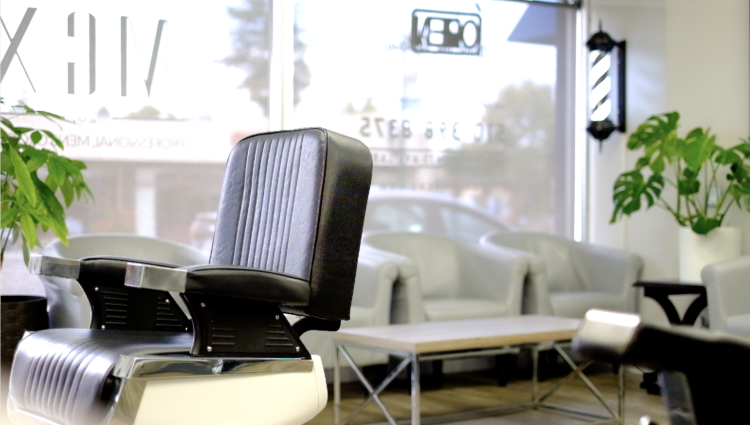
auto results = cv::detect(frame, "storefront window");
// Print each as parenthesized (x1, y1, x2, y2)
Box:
(1, 0, 577, 284)
(294, 0, 577, 237)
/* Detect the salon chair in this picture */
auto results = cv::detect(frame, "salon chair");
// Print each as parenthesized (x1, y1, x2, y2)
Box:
(574, 309, 750, 424)
(8, 128, 372, 425)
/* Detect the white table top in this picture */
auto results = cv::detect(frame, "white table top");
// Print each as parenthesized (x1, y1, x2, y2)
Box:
(332, 315, 581, 354)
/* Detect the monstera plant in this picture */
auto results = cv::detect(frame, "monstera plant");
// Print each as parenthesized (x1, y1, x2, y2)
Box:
(1, 100, 92, 268)
(610, 112, 750, 235)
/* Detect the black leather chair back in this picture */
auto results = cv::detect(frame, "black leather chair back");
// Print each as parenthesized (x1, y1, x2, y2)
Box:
(210, 128, 372, 320)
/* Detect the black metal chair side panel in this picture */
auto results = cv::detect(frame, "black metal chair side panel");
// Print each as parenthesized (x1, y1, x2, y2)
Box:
(78, 258, 191, 332)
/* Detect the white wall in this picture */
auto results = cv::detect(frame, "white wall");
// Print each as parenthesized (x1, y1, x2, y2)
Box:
(587, 0, 750, 321)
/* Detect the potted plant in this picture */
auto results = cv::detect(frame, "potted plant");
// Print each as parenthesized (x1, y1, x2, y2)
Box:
(610, 111, 750, 280)
(1, 100, 92, 268)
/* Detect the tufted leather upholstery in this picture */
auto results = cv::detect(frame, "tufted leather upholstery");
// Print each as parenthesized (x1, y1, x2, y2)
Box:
(212, 129, 372, 320)
(210, 130, 325, 277)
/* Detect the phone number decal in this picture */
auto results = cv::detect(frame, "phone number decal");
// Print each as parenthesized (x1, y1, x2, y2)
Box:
(359, 116, 506, 143)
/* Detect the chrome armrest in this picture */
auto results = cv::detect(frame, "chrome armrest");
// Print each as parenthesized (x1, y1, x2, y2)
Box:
(28, 254, 81, 279)
(124, 263, 188, 292)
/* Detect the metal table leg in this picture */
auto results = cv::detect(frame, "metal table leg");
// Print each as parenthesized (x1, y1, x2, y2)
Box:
(531, 345, 539, 408)
(410, 353, 420, 425)
(334, 343, 342, 425)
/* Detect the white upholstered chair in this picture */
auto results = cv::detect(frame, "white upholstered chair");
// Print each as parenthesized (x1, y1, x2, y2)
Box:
(702, 256, 750, 339)
(39, 234, 209, 329)
(480, 232, 643, 318)
(361, 231, 528, 324)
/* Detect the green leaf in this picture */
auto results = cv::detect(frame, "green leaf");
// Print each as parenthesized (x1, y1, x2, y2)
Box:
(24, 148, 49, 172)
(1, 147, 13, 172)
(684, 127, 704, 142)
(10, 126, 33, 136)
(727, 185, 750, 202)
(733, 140, 750, 158)
(650, 154, 665, 174)
(18, 210, 37, 248)
(44, 174, 59, 193)
(42, 130, 64, 149)
(70, 159, 87, 170)
(36, 110, 66, 121)
(47, 157, 66, 188)
(678, 179, 700, 195)
(8, 144, 37, 205)
(60, 178, 74, 207)
(1, 208, 18, 228)
(30, 130, 42, 144)
(36, 179, 64, 218)
(684, 132, 714, 169)
(716, 149, 742, 165)
(665, 111, 680, 127)
(21, 236, 30, 265)
(647, 174, 665, 197)
(59, 158, 84, 179)
(37, 183, 68, 245)
(691, 218, 722, 235)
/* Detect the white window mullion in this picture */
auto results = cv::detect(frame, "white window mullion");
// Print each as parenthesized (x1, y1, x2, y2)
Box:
(270, 0, 295, 130)
(574, 6, 589, 242)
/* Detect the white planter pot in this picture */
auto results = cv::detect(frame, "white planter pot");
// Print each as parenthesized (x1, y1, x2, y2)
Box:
(678, 226, 742, 283)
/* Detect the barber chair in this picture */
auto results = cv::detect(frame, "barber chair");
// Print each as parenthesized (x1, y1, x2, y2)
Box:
(574, 309, 750, 424)
(8, 128, 373, 425)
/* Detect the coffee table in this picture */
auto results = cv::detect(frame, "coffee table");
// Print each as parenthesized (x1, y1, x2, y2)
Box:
(332, 315, 624, 425)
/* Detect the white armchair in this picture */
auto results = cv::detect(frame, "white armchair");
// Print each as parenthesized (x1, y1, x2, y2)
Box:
(361, 231, 528, 324)
(702, 256, 750, 339)
(480, 232, 643, 318)
(39, 234, 209, 328)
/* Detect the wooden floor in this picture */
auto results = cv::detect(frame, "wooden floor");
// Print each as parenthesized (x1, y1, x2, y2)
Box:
(307, 367, 668, 425)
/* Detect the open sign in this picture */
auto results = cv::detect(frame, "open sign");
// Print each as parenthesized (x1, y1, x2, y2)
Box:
(410, 9, 481, 56)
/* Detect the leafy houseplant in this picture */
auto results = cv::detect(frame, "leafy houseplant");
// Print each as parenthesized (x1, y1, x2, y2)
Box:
(610, 112, 750, 235)
(1, 100, 92, 268)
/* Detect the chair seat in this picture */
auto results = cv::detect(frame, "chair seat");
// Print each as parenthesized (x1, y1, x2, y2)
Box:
(726, 314, 750, 339)
(423, 299, 508, 322)
(550, 291, 626, 319)
(9, 329, 192, 425)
